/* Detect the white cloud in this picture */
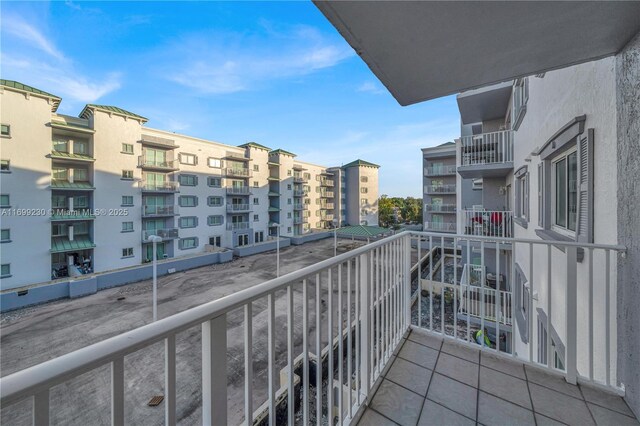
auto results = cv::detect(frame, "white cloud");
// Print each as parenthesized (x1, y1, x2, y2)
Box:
(0, 16, 122, 105)
(357, 81, 385, 95)
(158, 25, 354, 94)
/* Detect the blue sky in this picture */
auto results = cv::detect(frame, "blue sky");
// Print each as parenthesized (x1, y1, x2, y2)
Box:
(1, 1, 460, 197)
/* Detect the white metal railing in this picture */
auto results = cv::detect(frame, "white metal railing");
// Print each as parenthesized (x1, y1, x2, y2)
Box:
(424, 203, 457, 213)
(225, 168, 250, 177)
(226, 187, 251, 195)
(142, 205, 178, 216)
(1, 232, 411, 426)
(138, 156, 177, 169)
(424, 165, 457, 176)
(412, 232, 625, 392)
(0, 232, 627, 425)
(226, 204, 251, 212)
(460, 130, 513, 166)
(226, 222, 251, 230)
(141, 228, 179, 241)
(425, 184, 456, 194)
(463, 209, 513, 238)
(424, 222, 456, 232)
(139, 181, 179, 192)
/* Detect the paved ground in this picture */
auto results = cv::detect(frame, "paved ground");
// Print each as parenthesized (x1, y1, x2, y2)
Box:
(0, 238, 365, 425)
(359, 328, 640, 426)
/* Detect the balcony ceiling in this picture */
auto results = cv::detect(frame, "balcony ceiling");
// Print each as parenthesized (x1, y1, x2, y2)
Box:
(314, 1, 640, 106)
(456, 82, 513, 124)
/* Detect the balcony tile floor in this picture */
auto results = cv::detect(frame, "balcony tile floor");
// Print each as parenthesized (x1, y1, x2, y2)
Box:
(359, 328, 639, 426)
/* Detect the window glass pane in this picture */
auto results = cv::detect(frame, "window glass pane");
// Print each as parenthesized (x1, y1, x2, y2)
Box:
(74, 141, 88, 155)
(52, 195, 67, 208)
(74, 222, 88, 234)
(1, 264, 9, 275)
(1, 229, 9, 240)
(1, 195, 10, 206)
(555, 158, 567, 228)
(75, 169, 88, 181)
(52, 168, 68, 180)
(53, 139, 68, 152)
(567, 152, 578, 231)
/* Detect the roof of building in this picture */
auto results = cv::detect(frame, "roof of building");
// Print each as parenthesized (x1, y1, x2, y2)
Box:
(50, 236, 96, 253)
(269, 149, 297, 157)
(79, 104, 148, 122)
(336, 225, 391, 237)
(239, 142, 271, 151)
(1, 79, 62, 112)
(438, 141, 455, 146)
(342, 159, 380, 169)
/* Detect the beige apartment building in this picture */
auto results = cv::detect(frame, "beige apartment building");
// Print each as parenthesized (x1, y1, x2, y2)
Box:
(0, 79, 379, 291)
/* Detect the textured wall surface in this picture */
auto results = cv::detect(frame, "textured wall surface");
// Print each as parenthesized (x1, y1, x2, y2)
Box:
(616, 31, 640, 418)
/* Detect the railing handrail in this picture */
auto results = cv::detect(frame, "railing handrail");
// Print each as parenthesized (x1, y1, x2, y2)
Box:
(0, 231, 409, 405)
(460, 129, 512, 140)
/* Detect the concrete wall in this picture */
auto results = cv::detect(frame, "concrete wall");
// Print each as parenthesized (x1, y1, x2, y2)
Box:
(616, 31, 640, 419)
(512, 58, 619, 383)
(289, 231, 332, 245)
(233, 238, 290, 257)
(0, 89, 55, 289)
(0, 250, 232, 312)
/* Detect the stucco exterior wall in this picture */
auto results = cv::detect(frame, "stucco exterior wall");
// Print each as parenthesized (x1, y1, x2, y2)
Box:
(616, 31, 640, 419)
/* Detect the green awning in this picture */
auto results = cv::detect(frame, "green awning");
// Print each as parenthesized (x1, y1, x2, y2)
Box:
(50, 121, 95, 134)
(268, 191, 280, 197)
(336, 225, 391, 237)
(50, 181, 95, 190)
(267, 176, 280, 181)
(268, 207, 281, 212)
(51, 236, 96, 253)
(50, 151, 95, 162)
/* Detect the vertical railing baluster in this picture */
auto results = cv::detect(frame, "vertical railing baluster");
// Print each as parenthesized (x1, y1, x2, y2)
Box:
(480, 240, 485, 349)
(404, 234, 411, 330)
(466, 238, 471, 342)
(268, 294, 276, 425)
(547, 245, 552, 370)
(441, 237, 445, 335)
(202, 315, 227, 426)
(315, 273, 322, 424)
(453, 237, 457, 339)
(338, 264, 344, 426)
(588, 248, 594, 381)
(347, 262, 353, 420)
(496, 243, 501, 353)
(328, 268, 334, 426)
(418, 237, 422, 328)
(369, 250, 374, 380)
(111, 357, 124, 426)
(245, 304, 253, 425)
(605, 249, 611, 386)
(303, 279, 309, 425)
(376, 247, 381, 376)
(429, 236, 433, 331)
(287, 286, 294, 426)
(355, 258, 360, 403)
(529, 243, 534, 363)
(33, 389, 50, 426)
(359, 252, 370, 402)
(165, 335, 176, 426)
(566, 246, 578, 384)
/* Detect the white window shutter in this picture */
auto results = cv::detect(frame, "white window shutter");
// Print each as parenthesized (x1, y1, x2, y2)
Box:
(577, 129, 594, 243)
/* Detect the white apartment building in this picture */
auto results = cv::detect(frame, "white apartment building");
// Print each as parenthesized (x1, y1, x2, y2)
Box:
(0, 80, 379, 291)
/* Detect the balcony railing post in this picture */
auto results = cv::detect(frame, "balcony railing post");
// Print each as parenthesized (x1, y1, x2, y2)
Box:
(202, 314, 227, 425)
(403, 234, 411, 329)
(358, 251, 370, 402)
(566, 246, 578, 384)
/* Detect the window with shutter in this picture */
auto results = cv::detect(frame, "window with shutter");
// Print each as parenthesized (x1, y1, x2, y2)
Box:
(576, 129, 593, 243)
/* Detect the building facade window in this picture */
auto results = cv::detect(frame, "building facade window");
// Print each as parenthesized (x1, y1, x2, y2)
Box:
(253, 164, 259, 172)
(209, 236, 221, 246)
(179, 237, 198, 250)
(287, 227, 292, 233)
(514, 166, 529, 228)
(179, 196, 198, 207)
(121, 143, 134, 154)
(122, 248, 134, 258)
(207, 196, 223, 207)
(179, 174, 198, 186)
(360, 176, 368, 183)
(360, 187, 368, 194)
(1, 229, 10, 242)
(1, 263, 11, 277)
(253, 181, 259, 188)
(0, 159, 9, 172)
(121, 222, 134, 232)
(253, 214, 259, 222)
(514, 263, 529, 343)
(361, 198, 367, 206)
(207, 215, 223, 226)
(253, 198, 259, 205)
(551, 149, 578, 235)
(74, 168, 88, 182)
(121, 196, 134, 206)
(0, 124, 10, 137)
(255, 231, 264, 243)
(179, 216, 198, 228)
(208, 158, 221, 168)
(1, 194, 10, 207)
(287, 184, 292, 190)
(287, 212, 292, 219)
(122, 170, 133, 180)
(207, 176, 222, 187)
(180, 153, 197, 165)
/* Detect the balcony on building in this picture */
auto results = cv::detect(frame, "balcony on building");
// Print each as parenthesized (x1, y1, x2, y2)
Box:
(139, 134, 178, 150)
(226, 222, 251, 231)
(225, 167, 251, 178)
(50, 168, 94, 191)
(462, 208, 513, 238)
(424, 221, 456, 233)
(137, 156, 179, 171)
(142, 205, 179, 218)
(139, 181, 179, 193)
(424, 164, 456, 176)
(223, 152, 251, 162)
(293, 189, 305, 197)
(50, 136, 94, 163)
(424, 203, 457, 214)
(226, 186, 251, 195)
(293, 203, 303, 210)
(320, 190, 335, 198)
(425, 184, 456, 194)
(141, 227, 179, 241)
(226, 203, 251, 213)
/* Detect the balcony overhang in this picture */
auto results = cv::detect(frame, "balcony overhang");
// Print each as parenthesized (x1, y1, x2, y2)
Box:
(457, 163, 513, 179)
(314, 1, 640, 105)
(457, 82, 513, 125)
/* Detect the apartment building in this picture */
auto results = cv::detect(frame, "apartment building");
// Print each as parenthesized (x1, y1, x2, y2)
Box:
(422, 142, 457, 233)
(0, 80, 379, 291)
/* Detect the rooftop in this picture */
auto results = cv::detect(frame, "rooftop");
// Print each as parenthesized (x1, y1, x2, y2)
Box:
(79, 104, 148, 122)
(239, 141, 271, 151)
(1, 79, 61, 112)
(342, 159, 380, 169)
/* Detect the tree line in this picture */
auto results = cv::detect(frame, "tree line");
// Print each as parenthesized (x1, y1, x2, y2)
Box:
(378, 195, 422, 227)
